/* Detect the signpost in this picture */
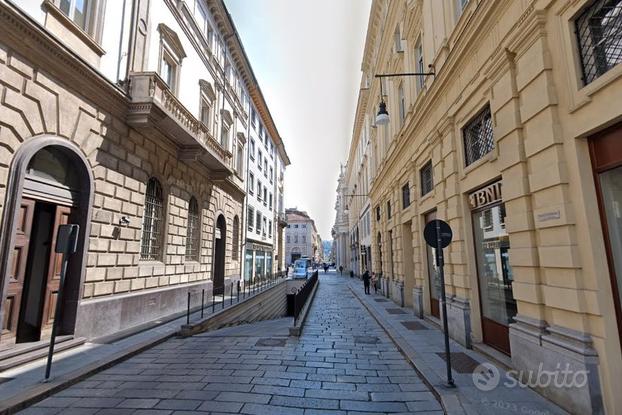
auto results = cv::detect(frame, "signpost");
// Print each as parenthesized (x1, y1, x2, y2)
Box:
(44, 224, 79, 381)
(423, 219, 455, 387)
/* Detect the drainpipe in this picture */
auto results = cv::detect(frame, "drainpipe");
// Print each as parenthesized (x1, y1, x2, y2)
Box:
(115, 0, 128, 84)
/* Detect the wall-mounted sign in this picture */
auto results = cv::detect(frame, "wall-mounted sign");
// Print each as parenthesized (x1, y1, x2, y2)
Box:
(469, 181, 502, 210)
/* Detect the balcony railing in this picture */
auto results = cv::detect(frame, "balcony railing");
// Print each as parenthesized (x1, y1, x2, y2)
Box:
(127, 72, 232, 177)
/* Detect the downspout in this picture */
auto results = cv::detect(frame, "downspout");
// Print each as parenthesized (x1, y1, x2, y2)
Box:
(115, 0, 128, 83)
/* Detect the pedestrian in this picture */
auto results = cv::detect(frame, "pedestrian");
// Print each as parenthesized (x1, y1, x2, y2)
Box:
(371, 272, 377, 294)
(350, 270, 354, 279)
(339, 265, 343, 275)
(323, 264, 329, 273)
(362, 269, 371, 295)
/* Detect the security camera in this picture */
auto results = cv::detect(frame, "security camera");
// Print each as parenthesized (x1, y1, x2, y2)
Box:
(119, 216, 130, 226)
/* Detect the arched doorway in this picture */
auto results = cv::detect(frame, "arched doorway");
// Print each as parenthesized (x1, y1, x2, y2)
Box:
(212, 214, 226, 295)
(0, 139, 92, 345)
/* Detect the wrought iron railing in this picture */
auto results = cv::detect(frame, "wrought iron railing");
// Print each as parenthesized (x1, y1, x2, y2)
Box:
(291, 271, 319, 325)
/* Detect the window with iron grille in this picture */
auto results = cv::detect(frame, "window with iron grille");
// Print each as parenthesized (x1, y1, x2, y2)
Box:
(420, 161, 434, 196)
(463, 106, 494, 166)
(185, 197, 200, 261)
(576, 0, 622, 85)
(232, 216, 240, 260)
(402, 183, 411, 208)
(141, 178, 164, 260)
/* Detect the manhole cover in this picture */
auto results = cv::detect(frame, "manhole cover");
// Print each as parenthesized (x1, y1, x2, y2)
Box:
(401, 321, 428, 330)
(386, 308, 407, 315)
(374, 298, 389, 302)
(436, 352, 481, 374)
(255, 338, 286, 347)
(354, 336, 379, 344)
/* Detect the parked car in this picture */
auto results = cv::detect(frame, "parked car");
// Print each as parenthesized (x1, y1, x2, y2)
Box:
(293, 259, 309, 279)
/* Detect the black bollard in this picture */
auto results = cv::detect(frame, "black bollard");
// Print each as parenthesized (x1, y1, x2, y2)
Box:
(186, 292, 191, 324)
(230, 282, 233, 305)
(237, 280, 240, 302)
(201, 289, 205, 318)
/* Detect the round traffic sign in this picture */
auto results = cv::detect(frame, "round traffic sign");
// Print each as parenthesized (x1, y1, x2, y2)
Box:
(423, 219, 453, 248)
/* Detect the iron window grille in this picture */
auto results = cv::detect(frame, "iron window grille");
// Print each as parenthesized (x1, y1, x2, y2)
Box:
(463, 106, 494, 166)
(141, 178, 164, 260)
(420, 161, 434, 196)
(185, 197, 200, 261)
(232, 216, 240, 260)
(402, 183, 411, 208)
(576, 0, 622, 85)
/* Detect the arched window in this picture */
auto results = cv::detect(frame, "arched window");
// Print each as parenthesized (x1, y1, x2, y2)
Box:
(232, 215, 240, 260)
(186, 197, 200, 261)
(141, 178, 164, 260)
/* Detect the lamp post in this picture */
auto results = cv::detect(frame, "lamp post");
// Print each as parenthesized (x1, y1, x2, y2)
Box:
(374, 67, 436, 125)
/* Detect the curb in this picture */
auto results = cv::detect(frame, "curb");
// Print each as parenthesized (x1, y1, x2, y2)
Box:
(0, 331, 174, 415)
(348, 284, 467, 415)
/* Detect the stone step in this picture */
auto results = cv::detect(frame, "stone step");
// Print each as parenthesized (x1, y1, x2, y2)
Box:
(0, 336, 86, 372)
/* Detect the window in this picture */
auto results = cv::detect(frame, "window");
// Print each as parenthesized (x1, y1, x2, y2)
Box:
(294, 224, 299, 228)
(398, 83, 406, 125)
(394, 26, 403, 52)
(387, 200, 392, 220)
(141, 178, 164, 260)
(263, 187, 267, 205)
(269, 167, 273, 183)
(576, 0, 622, 85)
(294, 235, 298, 243)
(287, 235, 291, 243)
(250, 139, 255, 160)
(376, 206, 381, 221)
(256, 211, 262, 234)
(463, 106, 494, 166)
(262, 217, 267, 236)
(269, 193, 273, 211)
(420, 161, 434, 196)
(251, 108, 257, 126)
(58, 0, 102, 38)
(248, 207, 255, 231)
(200, 96, 212, 129)
(402, 183, 411, 208)
(257, 181, 262, 200)
(268, 220, 272, 238)
(160, 52, 177, 91)
(302, 235, 306, 244)
(258, 152, 263, 170)
(302, 224, 307, 228)
(236, 143, 244, 174)
(232, 216, 240, 260)
(248, 173, 254, 195)
(456, 0, 469, 17)
(157, 24, 185, 95)
(264, 160, 268, 176)
(220, 123, 230, 148)
(415, 39, 425, 92)
(193, 1, 213, 44)
(185, 197, 200, 261)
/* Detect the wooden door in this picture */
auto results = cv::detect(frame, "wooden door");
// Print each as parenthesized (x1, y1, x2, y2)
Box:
(2, 199, 35, 339)
(41, 206, 72, 332)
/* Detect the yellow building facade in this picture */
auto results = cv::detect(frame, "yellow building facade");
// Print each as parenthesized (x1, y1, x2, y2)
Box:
(349, 0, 622, 413)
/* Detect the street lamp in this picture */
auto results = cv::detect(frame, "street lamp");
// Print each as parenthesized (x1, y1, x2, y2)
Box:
(374, 66, 436, 126)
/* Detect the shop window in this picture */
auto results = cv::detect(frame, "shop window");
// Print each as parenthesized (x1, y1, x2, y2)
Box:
(402, 183, 411, 208)
(140, 178, 164, 260)
(232, 216, 240, 260)
(463, 105, 494, 166)
(575, 0, 622, 85)
(185, 197, 200, 261)
(420, 160, 433, 196)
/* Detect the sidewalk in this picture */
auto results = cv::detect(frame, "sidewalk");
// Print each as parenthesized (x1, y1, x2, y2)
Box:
(349, 281, 568, 415)
(0, 279, 280, 414)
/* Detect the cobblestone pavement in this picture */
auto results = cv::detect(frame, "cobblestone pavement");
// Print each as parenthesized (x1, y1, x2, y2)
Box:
(20, 271, 443, 414)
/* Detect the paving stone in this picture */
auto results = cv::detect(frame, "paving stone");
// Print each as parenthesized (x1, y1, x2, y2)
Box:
(252, 384, 305, 397)
(270, 395, 340, 410)
(71, 398, 124, 408)
(305, 389, 369, 401)
(34, 397, 81, 408)
(116, 398, 159, 408)
(153, 399, 202, 410)
(215, 391, 271, 404)
(240, 403, 304, 415)
(196, 400, 244, 412)
(339, 400, 408, 412)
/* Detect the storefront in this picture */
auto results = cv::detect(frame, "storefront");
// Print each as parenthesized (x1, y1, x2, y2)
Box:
(469, 181, 516, 355)
(244, 242, 274, 283)
(590, 123, 622, 347)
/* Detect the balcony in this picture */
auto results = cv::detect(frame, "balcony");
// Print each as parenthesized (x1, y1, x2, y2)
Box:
(127, 72, 232, 178)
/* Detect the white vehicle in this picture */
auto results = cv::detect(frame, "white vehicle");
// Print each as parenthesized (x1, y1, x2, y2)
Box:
(293, 259, 309, 279)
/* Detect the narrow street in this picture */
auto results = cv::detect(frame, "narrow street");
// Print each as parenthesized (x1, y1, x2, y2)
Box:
(20, 271, 442, 415)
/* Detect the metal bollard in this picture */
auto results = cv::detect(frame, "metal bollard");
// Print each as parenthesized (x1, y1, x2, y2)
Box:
(230, 282, 233, 305)
(222, 291, 225, 309)
(201, 289, 205, 318)
(237, 280, 240, 302)
(186, 292, 191, 324)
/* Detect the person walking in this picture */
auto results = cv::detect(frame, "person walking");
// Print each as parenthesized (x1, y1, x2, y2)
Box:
(371, 272, 378, 294)
(339, 265, 343, 275)
(323, 264, 329, 273)
(362, 269, 371, 295)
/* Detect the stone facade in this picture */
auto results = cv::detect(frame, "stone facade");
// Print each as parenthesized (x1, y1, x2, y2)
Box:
(285, 208, 318, 265)
(0, 0, 283, 345)
(344, 0, 622, 413)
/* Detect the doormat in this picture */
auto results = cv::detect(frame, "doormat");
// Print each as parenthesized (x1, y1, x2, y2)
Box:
(354, 336, 379, 344)
(401, 321, 429, 330)
(255, 338, 286, 347)
(436, 352, 481, 374)
(386, 308, 407, 315)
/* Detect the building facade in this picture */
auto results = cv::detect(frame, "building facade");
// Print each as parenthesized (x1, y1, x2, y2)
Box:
(242, 92, 289, 283)
(284, 208, 318, 265)
(346, 0, 622, 413)
(332, 165, 350, 272)
(0, 0, 274, 348)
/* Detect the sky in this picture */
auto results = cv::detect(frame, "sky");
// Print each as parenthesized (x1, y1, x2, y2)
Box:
(225, 0, 372, 240)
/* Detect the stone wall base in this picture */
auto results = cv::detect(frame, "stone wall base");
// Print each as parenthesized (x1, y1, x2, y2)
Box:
(412, 286, 424, 319)
(509, 315, 604, 415)
(74, 279, 231, 339)
(439, 295, 471, 348)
